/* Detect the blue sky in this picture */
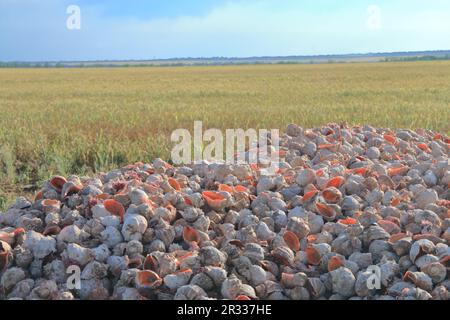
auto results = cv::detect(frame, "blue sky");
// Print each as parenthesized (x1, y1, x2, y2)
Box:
(1, 0, 450, 61)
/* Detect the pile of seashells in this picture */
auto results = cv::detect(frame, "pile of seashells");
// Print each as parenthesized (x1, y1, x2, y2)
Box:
(0, 123, 449, 300)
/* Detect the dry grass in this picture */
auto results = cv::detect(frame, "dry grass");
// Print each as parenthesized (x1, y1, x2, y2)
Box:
(1, 61, 449, 208)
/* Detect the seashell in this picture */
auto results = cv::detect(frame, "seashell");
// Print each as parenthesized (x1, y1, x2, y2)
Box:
(1, 267, 26, 292)
(271, 246, 295, 266)
(41, 199, 61, 213)
(410, 239, 435, 263)
(306, 243, 331, 265)
(103, 199, 125, 222)
(322, 187, 342, 204)
(174, 284, 207, 300)
(202, 191, 227, 211)
(306, 277, 325, 298)
(315, 202, 338, 221)
(121, 214, 148, 241)
(421, 262, 446, 284)
(415, 189, 438, 209)
(330, 267, 356, 298)
(364, 225, 390, 244)
(100, 226, 124, 249)
(181, 207, 203, 223)
(431, 285, 450, 300)
(391, 236, 412, 256)
(61, 181, 82, 199)
(63, 243, 94, 267)
(135, 270, 163, 290)
(296, 169, 316, 187)
(183, 226, 200, 244)
(200, 246, 227, 267)
(326, 176, 345, 189)
(283, 230, 300, 252)
(243, 243, 265, 263)
(256, 222, 276, 241)
(341, 196, 361, 212)
(403, 271, 433, 292)
(50, 175, 67, 192)
(281, 272, 308, 289)
(23, 230, 57, 259)
(286, 217, 310, 239)
(327, 255, 345, 272)
(164, 269, 193, 291)
(414, 254, 439, 269)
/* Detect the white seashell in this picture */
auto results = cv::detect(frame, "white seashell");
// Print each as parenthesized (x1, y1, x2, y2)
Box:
(1, 267, 26, 292)
(121, 214, 148, 241)
(63, 243, 94, 266)
(100, 226, 124, 249)
(330, 267, 356, 298)
(164, 269, 193, 291)
(23, 230, 56, 259)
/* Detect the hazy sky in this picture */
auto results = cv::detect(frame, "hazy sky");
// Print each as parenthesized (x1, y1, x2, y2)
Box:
(1, 0, 450, 61)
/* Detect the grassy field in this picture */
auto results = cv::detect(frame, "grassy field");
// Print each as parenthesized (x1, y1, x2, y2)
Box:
(0, 61, 449, 208)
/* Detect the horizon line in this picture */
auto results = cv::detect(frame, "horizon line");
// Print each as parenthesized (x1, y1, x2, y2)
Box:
(2, 49, 450, 64)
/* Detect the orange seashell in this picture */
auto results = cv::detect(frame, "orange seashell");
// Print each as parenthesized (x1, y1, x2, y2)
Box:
(303, 190, 319, 202)
(352, 167, 369, 176)
(135, 270, 162, 289)
(327, 256, 344, 272)
(229, 239, 245, 249)
(322, 188, 341, 203)
(412, 233, 443, 244)
(305, 246, 321, 265)
(234, 185, 249, 193)
(42, 199, 60, 207)
(96, 193, 112, 200)
(391, 198, 401, 206)
(318, 144, 339, 150)
(50, 175, 67, 192)
(43, 225, 61, 236)
(306, 234, 317, 243)
(175, 252, 194, 266)
(202, 191, 226, 210)
(402, 271, 414, 282)
(183, 226, 200, 244)
(387, 165, 408, 177)
(184, 196, 193, 206)
(326, 176, 345, 188)
(168, 178, 181, 191)
(283, 231, 300, 252)
(383, 134, 397, 145)
(315, 202, 336, 219)
(416, 143, 430, 152)
(439, 255, 450, 267)
(338, 217, 357, 225)
(143, 254, 158, 271)
(235, 295, 251, 300)
(63, 184, 81, 197)
(218, 184, 234, 193)
(0, 241, 11, 271)
(378, 219, 400, 234)
(388, 233, 409, 244)
(34, 190, 43, 202)
(103, 199, 125, 222)
(304, 184, 318, 193)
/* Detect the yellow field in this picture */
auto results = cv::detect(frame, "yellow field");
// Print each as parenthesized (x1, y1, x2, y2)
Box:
(0, 61, 449, 207)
